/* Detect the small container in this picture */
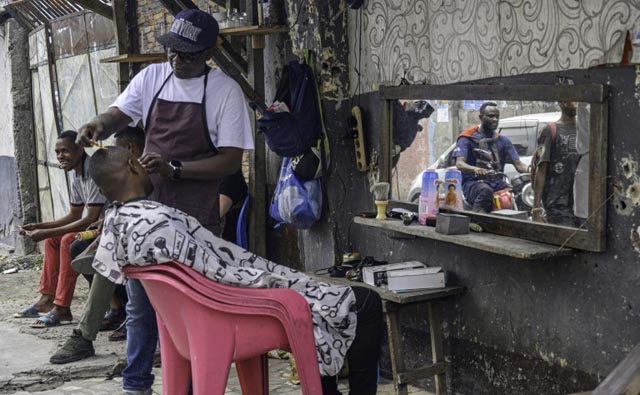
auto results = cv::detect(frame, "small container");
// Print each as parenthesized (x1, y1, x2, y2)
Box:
(418, 169, 439, 225)
(444, 168, 464, 210)
(76, 229, 100, 241)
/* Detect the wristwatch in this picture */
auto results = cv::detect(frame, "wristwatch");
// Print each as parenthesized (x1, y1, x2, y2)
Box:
(169, 160, 183, 180)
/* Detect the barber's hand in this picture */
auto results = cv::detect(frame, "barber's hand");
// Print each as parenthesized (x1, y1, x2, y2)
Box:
(77, 119, 106, 148)
(24, 229, 48, 242)
(474, 168, 488, 177)
(139, 152, 172, 178)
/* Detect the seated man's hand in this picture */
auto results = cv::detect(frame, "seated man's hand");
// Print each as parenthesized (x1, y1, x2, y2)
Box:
(87, 219, 104, 232)
(24, 229, 48, 242)
(19, 223, 37, 235)
(474, 168, 488, 178)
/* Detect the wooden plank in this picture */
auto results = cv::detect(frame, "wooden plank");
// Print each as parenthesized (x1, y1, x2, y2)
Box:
(110, 0, 129, 92)
(380, 98, 391, 183)
(379, 84, 607, 103)
(587, 100, 608, 252)
(428, 303, 447, 394)
(68, 0, 113, 19)
(220, 25, 288, 35)
(156, 0, 183, 16)
(354, 216, 574, 259)
(211, 47, 266, 110)
(310, 273, 464, 305)
(100, 53, 167, 63)
(247, 0, 266, 257)
(592, 343, 640, 395)
(218, 36, 248, 74)
(396, 362, 448, 384)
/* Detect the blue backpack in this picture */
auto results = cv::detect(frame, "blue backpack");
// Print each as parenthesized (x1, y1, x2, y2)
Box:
(257, 61, 323, 157)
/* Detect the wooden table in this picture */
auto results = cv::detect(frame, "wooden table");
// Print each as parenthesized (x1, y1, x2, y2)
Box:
(313, 275, 464, 395)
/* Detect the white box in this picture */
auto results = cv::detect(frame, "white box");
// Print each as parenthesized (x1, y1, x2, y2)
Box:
(387, 267, 446, 292)
(362, 261, 426, 286)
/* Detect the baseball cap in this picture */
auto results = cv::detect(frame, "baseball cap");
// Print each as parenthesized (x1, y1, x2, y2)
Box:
(157, 9, 219, 53)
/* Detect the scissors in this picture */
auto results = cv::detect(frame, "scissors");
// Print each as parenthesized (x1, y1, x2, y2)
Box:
(131, 220, 170, 253)
(92, 140, 107, 150)
(320, 304, 339, 318)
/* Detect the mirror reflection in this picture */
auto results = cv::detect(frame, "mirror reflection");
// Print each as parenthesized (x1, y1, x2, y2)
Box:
(391, 100, 590, 229)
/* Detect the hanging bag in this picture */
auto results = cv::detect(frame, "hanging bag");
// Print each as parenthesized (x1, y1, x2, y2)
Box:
(269, 157, 322, 229)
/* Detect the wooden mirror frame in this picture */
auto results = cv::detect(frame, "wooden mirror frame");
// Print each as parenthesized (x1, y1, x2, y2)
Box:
(379, 84, 609, 252)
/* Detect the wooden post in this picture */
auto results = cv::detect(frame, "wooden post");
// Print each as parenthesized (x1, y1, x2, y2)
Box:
(111, 0, 129, 92)
(384, 301, 408, 395)
(428, 302, 447, 394)
(247, 0, 267, 256)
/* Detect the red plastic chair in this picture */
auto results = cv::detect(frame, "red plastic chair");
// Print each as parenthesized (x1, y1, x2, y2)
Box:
(124, 261, 322, 395)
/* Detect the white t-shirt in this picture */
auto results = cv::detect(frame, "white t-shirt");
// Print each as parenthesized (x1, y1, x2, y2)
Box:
(112, 63, 254, 150)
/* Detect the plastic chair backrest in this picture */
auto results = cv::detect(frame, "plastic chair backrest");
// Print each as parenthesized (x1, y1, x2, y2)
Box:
(236, 194, 251, 249)
(123, 262, 322, 395)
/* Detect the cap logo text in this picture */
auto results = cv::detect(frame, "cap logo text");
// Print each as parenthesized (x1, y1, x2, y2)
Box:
(170, 18, 202, 41)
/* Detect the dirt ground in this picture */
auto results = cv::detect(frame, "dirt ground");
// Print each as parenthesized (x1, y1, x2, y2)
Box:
(0, 265, 127, 394)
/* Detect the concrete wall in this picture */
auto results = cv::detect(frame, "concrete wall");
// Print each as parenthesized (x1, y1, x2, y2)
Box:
(277, 1, 640, 394)
(339, 67, 640, 394)
(0, 18, 36, 254)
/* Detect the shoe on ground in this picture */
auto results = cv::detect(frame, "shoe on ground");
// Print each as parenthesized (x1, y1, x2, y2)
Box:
(50, 329, 95, 364)
(108, 319, 127, 342)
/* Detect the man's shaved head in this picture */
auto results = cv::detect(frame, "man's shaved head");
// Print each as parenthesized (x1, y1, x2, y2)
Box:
(89, 146, 153, 202)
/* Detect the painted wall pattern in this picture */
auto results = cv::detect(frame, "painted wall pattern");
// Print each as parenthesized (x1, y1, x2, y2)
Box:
(350, 0, 640, 90)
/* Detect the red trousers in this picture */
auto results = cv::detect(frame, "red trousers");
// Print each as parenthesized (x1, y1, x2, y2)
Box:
(37, 233, 79, 308)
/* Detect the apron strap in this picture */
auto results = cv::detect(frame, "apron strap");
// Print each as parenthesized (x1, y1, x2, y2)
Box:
(201, 66, 218, 154)
(144, 71, 174, 128)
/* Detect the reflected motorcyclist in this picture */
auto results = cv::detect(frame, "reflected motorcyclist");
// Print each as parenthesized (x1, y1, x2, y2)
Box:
(453, 102, 528, 213)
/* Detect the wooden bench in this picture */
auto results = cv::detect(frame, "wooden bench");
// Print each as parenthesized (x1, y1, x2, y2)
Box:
(315, 274, 464, 395)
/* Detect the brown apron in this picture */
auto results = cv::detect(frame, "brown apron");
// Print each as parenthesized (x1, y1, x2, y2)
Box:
(144, 67, 221, 235)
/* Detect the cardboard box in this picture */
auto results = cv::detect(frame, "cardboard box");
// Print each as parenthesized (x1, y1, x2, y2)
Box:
(387, 267, 446, 292)
(362, 261, 426, 287)
(435, 213, 470, 235)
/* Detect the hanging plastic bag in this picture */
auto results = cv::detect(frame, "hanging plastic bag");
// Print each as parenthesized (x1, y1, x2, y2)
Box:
(270, 157, 322, 229)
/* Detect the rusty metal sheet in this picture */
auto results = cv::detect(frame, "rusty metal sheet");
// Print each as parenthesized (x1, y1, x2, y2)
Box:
(89, 47, 118, 113)
(85, 12, 115, 51)
(56, 54, 98, 130)
(52, 13, 88, 59)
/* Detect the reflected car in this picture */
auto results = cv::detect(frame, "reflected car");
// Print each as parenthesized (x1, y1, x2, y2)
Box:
(406, 112, 561, 204)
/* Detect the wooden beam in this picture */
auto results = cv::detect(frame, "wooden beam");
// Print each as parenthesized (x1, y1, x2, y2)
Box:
(379, 83, 607, 103)
(68, 0, 113, 19)
(156, 0, 183, 16)
(111, 0, 129, 91)
(212, 47, 265, 107)
(218, 36, 248, 74)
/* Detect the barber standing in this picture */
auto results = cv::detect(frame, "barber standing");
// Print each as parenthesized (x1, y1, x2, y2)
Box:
(76, 10, 253, 395)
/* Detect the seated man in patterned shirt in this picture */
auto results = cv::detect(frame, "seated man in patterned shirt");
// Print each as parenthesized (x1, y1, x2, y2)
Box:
(88, 146, 383, 395)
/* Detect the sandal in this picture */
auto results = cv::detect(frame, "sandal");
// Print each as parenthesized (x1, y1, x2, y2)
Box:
(100, 308, 126, 331)
(14, 305, 44, 319)
(30, 312, 72, 328)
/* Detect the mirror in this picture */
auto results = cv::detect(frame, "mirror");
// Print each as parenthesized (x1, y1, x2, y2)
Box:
(379, 84, 608, 252)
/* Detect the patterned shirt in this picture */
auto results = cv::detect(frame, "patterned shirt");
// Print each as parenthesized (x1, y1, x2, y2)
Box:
(93, 199, 356, 376)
